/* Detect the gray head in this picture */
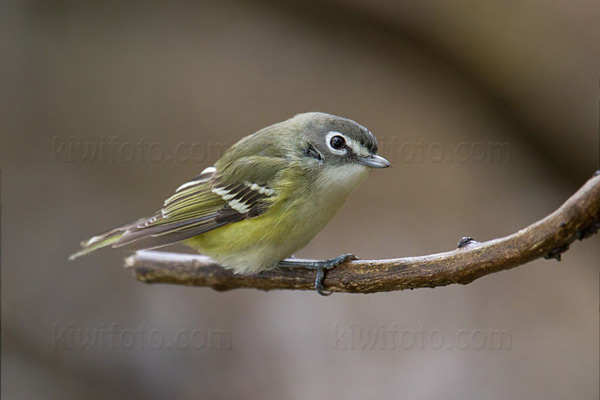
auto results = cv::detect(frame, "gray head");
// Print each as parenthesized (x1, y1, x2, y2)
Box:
(291, 112, 390, 168)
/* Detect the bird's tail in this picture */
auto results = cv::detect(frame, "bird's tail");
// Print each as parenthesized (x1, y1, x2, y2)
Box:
(68, 218, 146, 260)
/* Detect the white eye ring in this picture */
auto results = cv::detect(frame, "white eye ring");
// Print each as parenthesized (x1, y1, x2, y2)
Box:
(326, 131, 349, 155)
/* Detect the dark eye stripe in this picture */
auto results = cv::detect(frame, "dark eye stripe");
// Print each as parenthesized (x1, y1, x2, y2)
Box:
(305, 143, 323, 161)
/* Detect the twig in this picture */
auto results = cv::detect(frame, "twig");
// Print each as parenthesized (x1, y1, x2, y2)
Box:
(125, 171, 600, 294)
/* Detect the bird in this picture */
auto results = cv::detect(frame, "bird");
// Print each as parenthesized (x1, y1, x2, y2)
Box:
(70, 112, 390, 295)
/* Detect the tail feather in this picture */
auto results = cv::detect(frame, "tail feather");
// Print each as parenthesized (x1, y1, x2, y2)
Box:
(68, 210, 219, 259)
(68, 232, 123, 260)
(68, 217, 149, 260)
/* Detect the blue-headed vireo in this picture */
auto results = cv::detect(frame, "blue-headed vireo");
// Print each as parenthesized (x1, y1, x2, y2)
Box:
(70, 112, 390, 295)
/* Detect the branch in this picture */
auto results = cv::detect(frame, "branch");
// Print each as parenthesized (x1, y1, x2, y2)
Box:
(125, 171, 600, 294)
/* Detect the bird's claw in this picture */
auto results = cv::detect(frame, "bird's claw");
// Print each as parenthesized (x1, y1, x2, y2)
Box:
(314, 253, 358, 296)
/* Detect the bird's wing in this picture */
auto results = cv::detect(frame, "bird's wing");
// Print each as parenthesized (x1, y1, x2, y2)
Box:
(70, 156, 288, 258)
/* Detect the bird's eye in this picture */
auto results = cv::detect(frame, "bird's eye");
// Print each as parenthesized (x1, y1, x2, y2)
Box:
(330, 135, 346, 150)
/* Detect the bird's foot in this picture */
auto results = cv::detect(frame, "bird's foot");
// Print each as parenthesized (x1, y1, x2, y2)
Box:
(278, 253, 358, 296)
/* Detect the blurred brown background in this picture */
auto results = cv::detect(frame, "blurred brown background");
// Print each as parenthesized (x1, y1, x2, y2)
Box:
(1, 0, 599, 398)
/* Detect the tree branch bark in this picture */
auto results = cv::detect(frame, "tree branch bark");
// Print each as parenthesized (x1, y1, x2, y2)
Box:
(125, 171, 600, 294)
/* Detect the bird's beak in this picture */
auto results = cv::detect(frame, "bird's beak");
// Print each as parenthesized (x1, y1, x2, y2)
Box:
(357, 154, 391, 168)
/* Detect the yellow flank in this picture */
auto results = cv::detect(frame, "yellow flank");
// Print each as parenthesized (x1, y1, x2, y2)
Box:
(187, 202, 288, 252)
(185, 201, 305, 273)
